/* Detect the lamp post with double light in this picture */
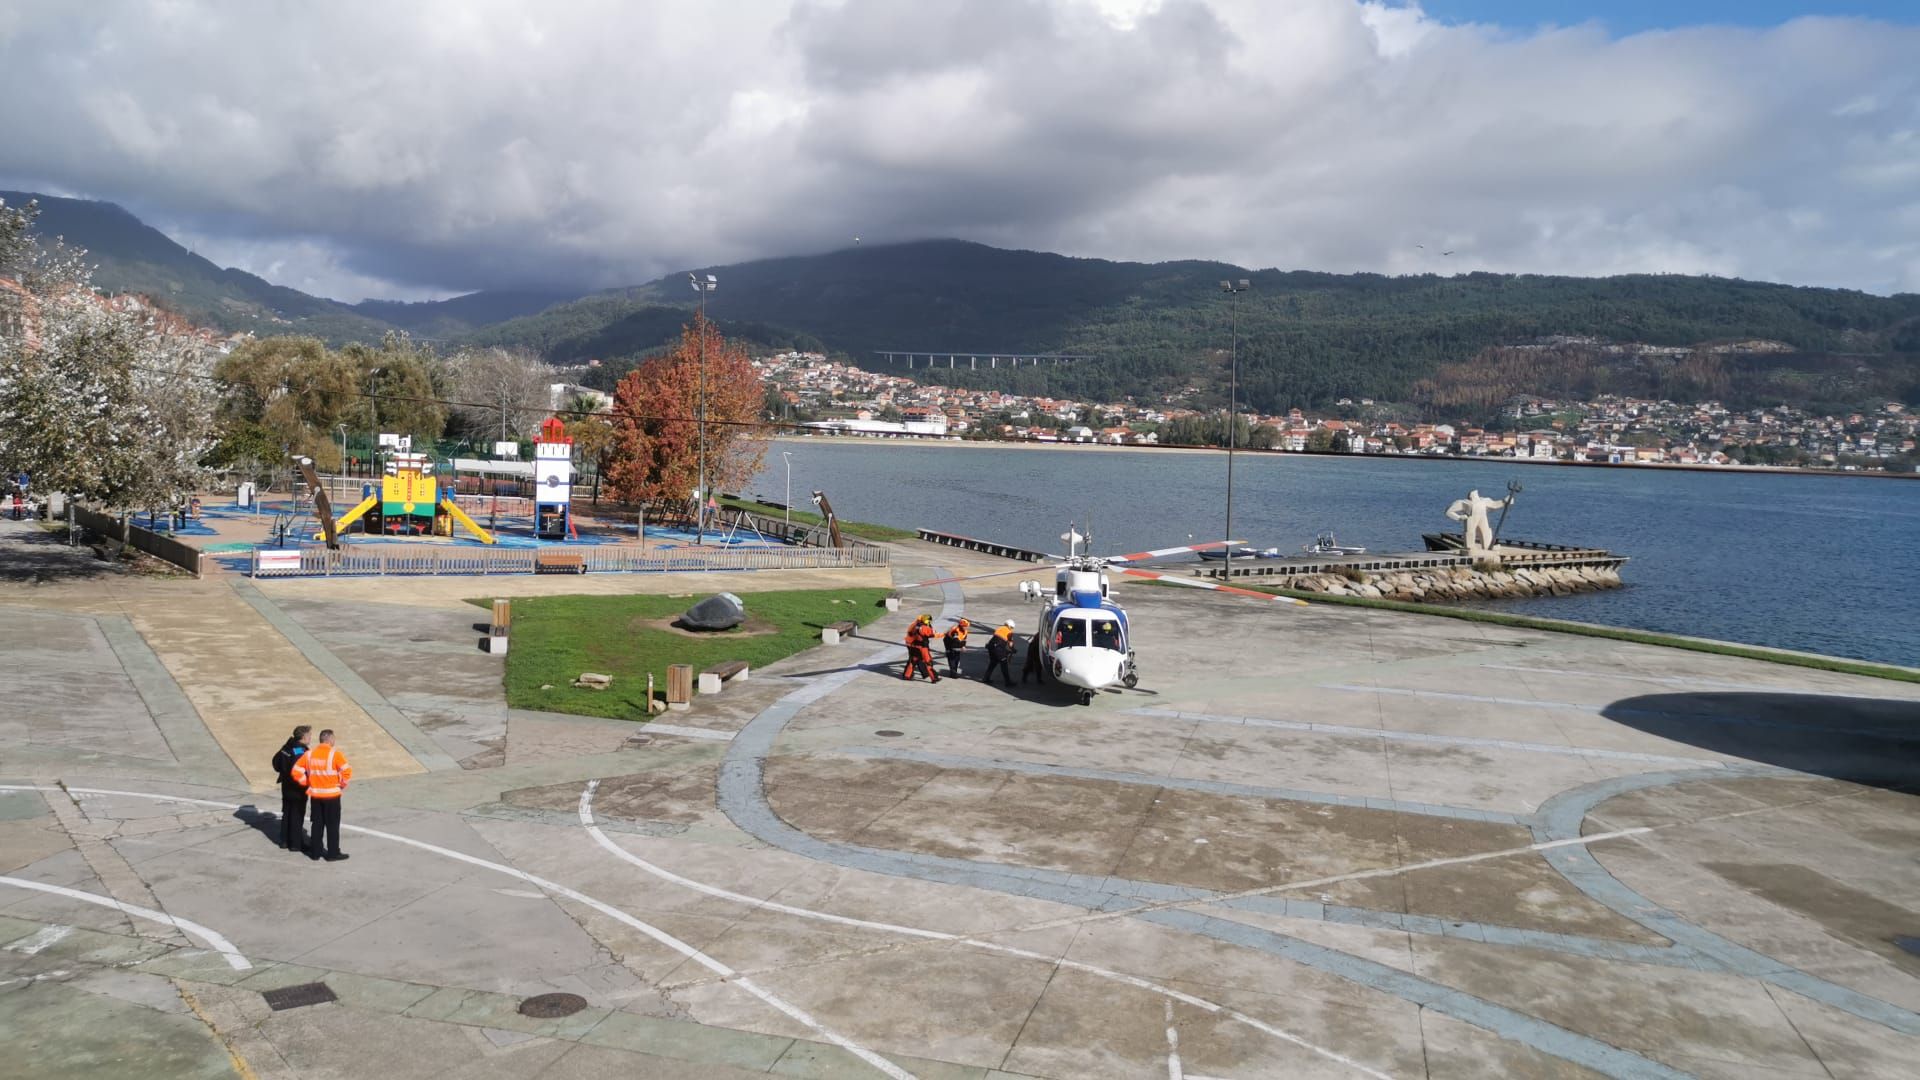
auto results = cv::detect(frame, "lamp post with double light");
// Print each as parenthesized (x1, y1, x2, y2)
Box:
(1220, 278, 1250, 557)
(690, 273, 717, 543)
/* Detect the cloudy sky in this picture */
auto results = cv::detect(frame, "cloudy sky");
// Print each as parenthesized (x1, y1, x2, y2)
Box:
(3, 0, 1916, 301)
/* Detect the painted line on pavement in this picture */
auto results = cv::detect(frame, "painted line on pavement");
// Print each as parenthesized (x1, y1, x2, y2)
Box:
(0, 874, 251, 970)
(0, 784, 910, 1080)
(836, 745, 1528, 825)
(578, 779, 1390, 1079)
(1128, 706, 1722, 768)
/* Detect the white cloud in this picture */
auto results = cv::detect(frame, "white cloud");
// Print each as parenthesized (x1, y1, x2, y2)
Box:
(2, 0, 1916, 297)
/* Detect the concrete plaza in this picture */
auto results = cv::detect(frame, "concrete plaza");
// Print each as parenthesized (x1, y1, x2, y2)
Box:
(2, 514, 1917, 1079)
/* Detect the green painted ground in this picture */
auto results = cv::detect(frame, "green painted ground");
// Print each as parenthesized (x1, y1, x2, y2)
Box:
(485, 588, 890, 719)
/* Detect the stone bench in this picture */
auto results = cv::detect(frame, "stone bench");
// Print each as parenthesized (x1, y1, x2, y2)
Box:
(535, 550, 586, 574)
(698, 660, 750, 695)
(821, 619, 858, 645)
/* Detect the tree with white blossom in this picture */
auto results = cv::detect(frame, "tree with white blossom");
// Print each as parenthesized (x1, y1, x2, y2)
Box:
(0, 197, 218, 519)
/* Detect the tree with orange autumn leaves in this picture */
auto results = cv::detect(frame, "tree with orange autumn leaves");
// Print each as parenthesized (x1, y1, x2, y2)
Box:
(605, 315, 765, 505)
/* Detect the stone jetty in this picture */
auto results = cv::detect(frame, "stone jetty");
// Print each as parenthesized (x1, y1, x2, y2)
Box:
(1275, 561, 1622, 601)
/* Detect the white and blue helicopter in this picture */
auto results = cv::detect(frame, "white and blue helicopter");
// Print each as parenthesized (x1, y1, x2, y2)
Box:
(909, 527, 1308, 705)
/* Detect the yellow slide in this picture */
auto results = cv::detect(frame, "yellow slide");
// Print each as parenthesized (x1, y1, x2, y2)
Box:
(438, 498, 496, 544)
(334, 495, 378, 532)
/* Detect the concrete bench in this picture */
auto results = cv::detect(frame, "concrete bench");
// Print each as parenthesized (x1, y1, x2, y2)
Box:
(535, 550, 586, 574)
(821, 619, 858, 645)
(698, 660, 750, 695)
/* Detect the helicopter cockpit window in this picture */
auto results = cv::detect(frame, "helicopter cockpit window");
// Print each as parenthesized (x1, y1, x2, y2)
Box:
(1054, 617, 1089, 648)
(1092, 620, 1123, 652)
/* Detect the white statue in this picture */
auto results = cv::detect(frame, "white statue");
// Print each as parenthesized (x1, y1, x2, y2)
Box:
(1445, 489, 1513, 557)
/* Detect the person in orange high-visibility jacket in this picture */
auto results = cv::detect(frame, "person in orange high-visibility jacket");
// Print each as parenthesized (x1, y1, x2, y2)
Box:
(983, 620, 1016, 687)
(291, 729, 353, 861)
(941, 618, 971, 678)
(903, 614, 940, 683)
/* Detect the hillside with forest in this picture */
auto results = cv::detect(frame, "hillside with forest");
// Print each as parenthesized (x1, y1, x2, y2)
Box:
(477, 240, 1920, 415)
(0, 191, 569, 342)
(10, 191, 1919, 416)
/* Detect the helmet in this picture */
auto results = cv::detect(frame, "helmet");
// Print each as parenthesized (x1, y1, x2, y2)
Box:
(918, 614, 932, 623)
(957, 618, 970, 626)
(1005, 619, 1016, 630)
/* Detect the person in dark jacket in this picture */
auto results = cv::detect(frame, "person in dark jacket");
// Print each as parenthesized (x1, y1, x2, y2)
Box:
(271, 725, 312, 852)
(1022, 628, 1048, 684)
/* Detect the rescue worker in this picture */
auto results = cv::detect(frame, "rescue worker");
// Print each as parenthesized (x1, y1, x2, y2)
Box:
(1022, 626, 1047, 684)
(290, 728, 353, 861)
(941, 618, 971, 678)
(983, 620, 1016, 687)
(902, 614, 940, 683)
(270, 725, 312, 851)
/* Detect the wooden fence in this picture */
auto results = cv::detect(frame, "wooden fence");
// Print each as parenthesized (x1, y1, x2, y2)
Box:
(72, 505, 204, 578)
(250, 542, 889, 578)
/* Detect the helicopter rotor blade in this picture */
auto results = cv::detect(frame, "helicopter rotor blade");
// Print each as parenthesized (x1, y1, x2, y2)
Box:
(895, 566, 1042, 590)
(1117, 567, 1309, 606)
(1104, 539, 1243, 564)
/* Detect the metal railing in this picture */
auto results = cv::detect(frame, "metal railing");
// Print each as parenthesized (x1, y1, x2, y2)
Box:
(250, 542, 889, 578)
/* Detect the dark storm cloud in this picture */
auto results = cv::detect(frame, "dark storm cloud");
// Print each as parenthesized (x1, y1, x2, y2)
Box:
(1, 0, 1916, 301)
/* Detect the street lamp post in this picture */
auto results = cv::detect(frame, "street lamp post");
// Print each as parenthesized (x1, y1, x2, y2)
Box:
(781, 451, 793, 533)
(336, 424, 347, 504)
(690, 272, 718, 543)
(1220, 278, 1250, 556)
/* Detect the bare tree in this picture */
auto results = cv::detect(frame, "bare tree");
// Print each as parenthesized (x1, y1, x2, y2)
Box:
(446, 346, 554, 447)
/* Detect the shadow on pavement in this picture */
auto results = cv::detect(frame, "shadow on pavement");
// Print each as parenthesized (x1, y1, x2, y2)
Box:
(231, 804, 291, 849)
(1600, 691, 1920, 790)
(0, 519, 125, 584)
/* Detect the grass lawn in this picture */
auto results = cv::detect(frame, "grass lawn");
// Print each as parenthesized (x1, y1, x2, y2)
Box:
(718, 495, 916, 542)
(486, 587, 891, 719)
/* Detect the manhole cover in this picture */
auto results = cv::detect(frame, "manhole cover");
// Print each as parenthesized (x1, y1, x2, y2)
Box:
(519, 992, 589, 1018)
(623, 734, 654, 748)
(1895, 936, 1920, 958)
(875, 730, 904, 738)
(261, 982, 337, 1011)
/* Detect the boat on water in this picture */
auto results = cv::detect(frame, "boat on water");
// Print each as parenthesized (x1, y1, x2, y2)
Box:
(1303, 531, 1367, 555)
(1196, 546, 1283, 561)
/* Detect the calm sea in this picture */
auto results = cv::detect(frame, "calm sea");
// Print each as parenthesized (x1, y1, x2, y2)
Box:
(746, 439, 1920, 667)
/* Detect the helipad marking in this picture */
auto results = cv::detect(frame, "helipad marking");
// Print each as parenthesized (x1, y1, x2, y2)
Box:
(0, 875, 251, 970)
(0, 785, 910, 1080)
(579, 780, 1393, 1078)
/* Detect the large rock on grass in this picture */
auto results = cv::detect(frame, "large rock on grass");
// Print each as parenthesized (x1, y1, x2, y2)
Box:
(680, 592, 746, 631)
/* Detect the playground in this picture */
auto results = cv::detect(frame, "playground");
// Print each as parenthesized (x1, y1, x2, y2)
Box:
(132, 420, 868, 579)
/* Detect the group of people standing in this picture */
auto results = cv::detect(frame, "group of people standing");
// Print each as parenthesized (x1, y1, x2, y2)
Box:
(271, 725, 353, 861)
(903, 614, 1048, 687)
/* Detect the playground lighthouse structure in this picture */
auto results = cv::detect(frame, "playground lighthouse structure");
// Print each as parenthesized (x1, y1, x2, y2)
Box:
(533, 417, 576, 540)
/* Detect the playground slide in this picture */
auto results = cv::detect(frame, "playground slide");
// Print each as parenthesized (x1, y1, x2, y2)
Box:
(334, 496, 378, 532)
(439, 498, 497, 544)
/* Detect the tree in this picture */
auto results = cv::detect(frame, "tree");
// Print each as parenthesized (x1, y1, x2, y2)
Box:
(346, 334, 446, 446)
(214, 336, 358, 466)
(447, 346, 553, 446)
(563, 396, 615, 504)
(605, 316, 766, 504)
(0, 217, 216, 515)
(1306, 427, 1336, 452)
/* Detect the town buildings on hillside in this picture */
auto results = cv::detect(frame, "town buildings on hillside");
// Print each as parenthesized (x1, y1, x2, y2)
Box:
(755, 351, 1920, 473)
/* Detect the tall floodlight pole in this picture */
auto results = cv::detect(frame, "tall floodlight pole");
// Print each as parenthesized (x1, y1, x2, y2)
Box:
(1220, 278, 1251, 560)
(691, 273, 718, 543)
(336, 424, 347, 503)
(781, 451, 793, 531)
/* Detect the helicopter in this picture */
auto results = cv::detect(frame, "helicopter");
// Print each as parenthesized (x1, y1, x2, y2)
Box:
(905, 527, 1308, 705)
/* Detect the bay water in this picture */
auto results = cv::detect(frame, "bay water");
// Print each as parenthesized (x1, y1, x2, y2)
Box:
(746, 439, 1920, 668)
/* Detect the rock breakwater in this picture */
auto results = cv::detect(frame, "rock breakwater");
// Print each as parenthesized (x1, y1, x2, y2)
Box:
(1276, 563, 1622, 602)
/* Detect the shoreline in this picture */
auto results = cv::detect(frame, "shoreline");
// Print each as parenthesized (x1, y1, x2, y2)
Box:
(768, 433, 1920, 480)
